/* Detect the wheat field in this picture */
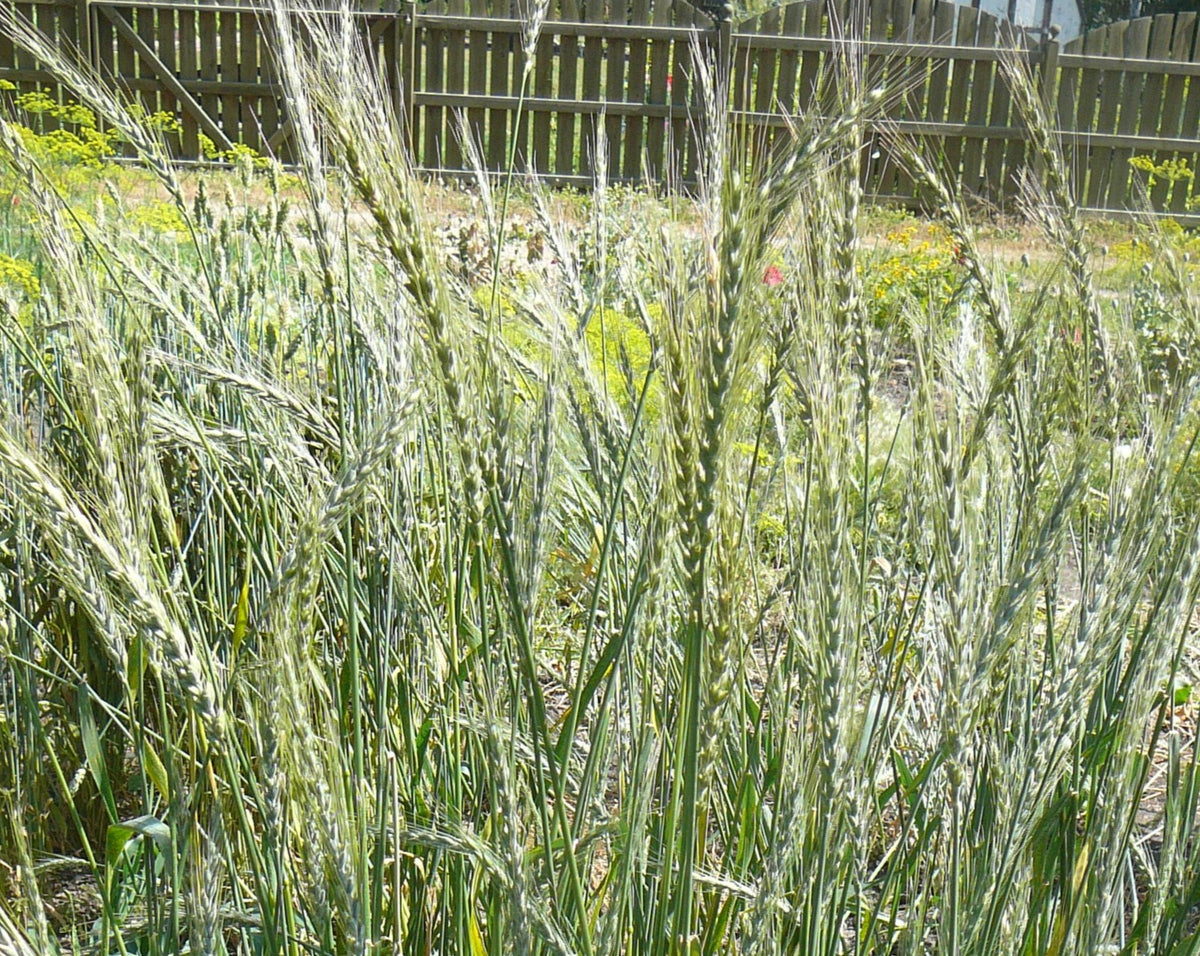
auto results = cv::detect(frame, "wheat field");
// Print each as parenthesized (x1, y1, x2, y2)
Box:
(3, 5, 1200, 954)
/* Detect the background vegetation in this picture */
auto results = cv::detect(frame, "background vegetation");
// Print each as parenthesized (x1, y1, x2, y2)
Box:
(1085, 0, 1200, 28)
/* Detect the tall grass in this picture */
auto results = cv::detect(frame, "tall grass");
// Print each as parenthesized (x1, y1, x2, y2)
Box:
(3, 6, 1200, 954)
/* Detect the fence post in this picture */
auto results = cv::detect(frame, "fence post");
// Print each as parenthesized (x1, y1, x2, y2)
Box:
(75, 0, 93, 71)
(1034, 33, 1059, 183)
(1039, 33, 1060, 115)
(399, 0, 417, 157)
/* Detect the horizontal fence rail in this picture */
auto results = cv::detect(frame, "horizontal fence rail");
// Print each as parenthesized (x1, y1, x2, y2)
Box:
(1, 0, 1198, 219)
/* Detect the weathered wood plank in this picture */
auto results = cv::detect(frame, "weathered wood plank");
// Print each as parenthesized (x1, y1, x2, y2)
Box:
(621, 0, 650, 181)
(487, 16, 510, 168)
(751, 8, 780, 157)
(864, 0, 891, 195)
(1085, 22, 1122, 205)
(981, 26, 1017, 207)
(925, 3, 956, 130)
(772, 1, 803, 118)
(463, 22, 487, 166)
(438, 0, 465, 168)
(1167, 13, 1198, 213)
(242, 11, 263, 151)
(176, 5, 200, 155)
(795, 0, 823, 112)
(420, 19, 441, 167)
(258, 16, 280, 155)
(579, 0, 604, 178)
(217, 9, 238, 144)
(906, 0, 935, 122)
(1103, 17, 1150, 210)
(889, 0, 917, 198)
(604, 18, 628, 180)
(938, 6, 976, 189)
(644, 0, 672, 180)
(1147, 13, 1185, 208)
(155, 4, 180, 151)
(960, 14, 996, 199)
(669, 20, 690, 183)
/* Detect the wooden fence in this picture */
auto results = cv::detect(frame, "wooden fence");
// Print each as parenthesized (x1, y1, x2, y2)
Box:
(2, 0, 1199, 219)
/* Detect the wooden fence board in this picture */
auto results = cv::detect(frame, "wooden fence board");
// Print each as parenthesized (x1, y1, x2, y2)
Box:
(512, 30, 530, 168)
(939, 6, 976, 190)
(795, 0, 822, 112)
(441, 0, 465, 169)
(604, 19, 628, 179)
(1055, 32, 1081, 189)
(864, 0, 891, 194)
(621, 0, 650, 181)
(462, 20, 485, 163)
(1104, 16, 1150, 209)
(1177, 20, 1200, 211)
(731, 14, 753, 119)
(0, 13, 14, 102)
(961, 15, 996, 198)
(242, 10, 261, 151)
(619, 0, 649, 180)
(1068, 24, 1105, 203)
(218, 10, 238, 144)
(979, 28, 1014, 206)
(486, 14, 509, 168)
(907, 0, 935, 123)
(1166, 13, 1198, 213)
(579, 0, 604, 178)
(156, 5, 179, 149)
(422, 16, 445, 167)
(92, 7, 115, 105)
(1140, 15, 1176, 208)
(890, 0, 919, 198)
(529, 28, 553, 172)
(774, 1, 803, 116)
(924, 1, 956, 133)
(670, 17, 691, 183)
(644, 0, 672, 181)
(753, 8, 781, 158)
(1083, 22, 1120, 205)
(1002, 31, 1034, 201)
(136, 2, 155, 117)
(197, 7, 222, 154)
(14, 2, 37, 103)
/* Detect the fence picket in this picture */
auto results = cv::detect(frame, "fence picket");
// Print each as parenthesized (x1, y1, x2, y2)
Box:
(644, 0, 672, 181)
(620, 0, 650, 181)
(924, 0, 956, 170)
(441, 0, 465, 169)
(580, 0, 604, 178)
(1165, 13, 1198, 213)
(795, 0, 822, 112)
(486, 12, 509, 169)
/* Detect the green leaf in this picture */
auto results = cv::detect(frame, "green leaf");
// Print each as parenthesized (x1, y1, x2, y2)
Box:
(1175, 684, 1193, 706)
(140, 740, 170, 802)
(78, 685, 117, 822)
(107, 814, 173, 868)
(468, 912, 486, 956)
(126, 633, 147, 706)
(232, 560, 251, 659)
